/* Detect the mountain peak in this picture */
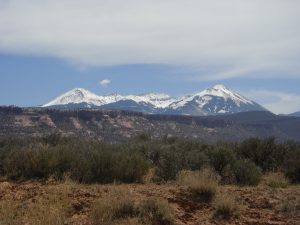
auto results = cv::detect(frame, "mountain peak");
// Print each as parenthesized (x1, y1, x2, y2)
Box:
(69, 88, 94, 97)
(43, 88, 100, 107)
(65, 88, 96, 96)
(168, 84, 265, 115)
(212, 84, 228, 90)
(72, 87, 88, 92)
(197, 84, 252, 104)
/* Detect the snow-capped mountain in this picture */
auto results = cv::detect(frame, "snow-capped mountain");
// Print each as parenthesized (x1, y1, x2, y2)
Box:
(43, 85, 267, 115)
(43, 88, 120, 108)
(43, 88, 176, 113)
(165, 84, 266, 115)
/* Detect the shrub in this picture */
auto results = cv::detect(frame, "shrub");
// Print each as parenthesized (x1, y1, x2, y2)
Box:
(284, 147, 300, 183)
(3, 145, 53, 180)
(186, 151, 210, 170)
(265, 172, 289, 188)
(1, 136, 300, 186)
(206, 146, 236, 175)
(42, 133, 62, 146)
(220, 164, 236, 185)
(132, 134, 151, 142)
(111, 152, 150, 183)
(156, 148, 186, 181)
(232, 159, 262, 186)
(177, 168, 219, 203)
(91, 187, 135, 225)
(137, 198, 175, 225)
(237, 137, 284, 172)
(2, 138, 150, 184)
(214, 194, 239, 220)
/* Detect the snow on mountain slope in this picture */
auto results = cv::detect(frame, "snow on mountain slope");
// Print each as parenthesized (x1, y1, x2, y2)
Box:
(43, 85, 267, 115)
(168, 84, 266, 115)
(171, 85, 251, 109)
(43, 88, 123, 107)
(198, 84, 253, 105)
(126, 93, 175, 108)
(43, 88, 101, 107)
(43, 88, 175, 109)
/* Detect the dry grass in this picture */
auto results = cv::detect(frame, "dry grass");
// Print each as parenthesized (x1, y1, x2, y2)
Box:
(91, 186, 135, 225)
(0, 199, 23, 225)
(91, 186, 175, 225)
(265, 172, 289, 188)
(112, 218, 142, 225)
(213, 194, 240, 220)
(142, 167, 162, 184)
(0, 184, 71, 225)
(177, 168, 219, 203)
(279, 196, 300, 218)
(137, 198, 175, 225)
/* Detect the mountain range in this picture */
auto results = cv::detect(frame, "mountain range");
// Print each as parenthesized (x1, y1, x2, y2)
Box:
(289, 111, 300, 117)
(43, 84, 267, 116)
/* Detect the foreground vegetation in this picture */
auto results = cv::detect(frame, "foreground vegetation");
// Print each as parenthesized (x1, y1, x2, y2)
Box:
(0, 134, 299, 185)
(0, 134, 300, 224)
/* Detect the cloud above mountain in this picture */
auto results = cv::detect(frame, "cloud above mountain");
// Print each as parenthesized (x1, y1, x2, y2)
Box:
(0, 0, 299, 80)
(99, 79, 111, 87)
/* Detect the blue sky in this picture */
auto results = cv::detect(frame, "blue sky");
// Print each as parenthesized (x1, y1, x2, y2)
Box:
(0, 0, 300, 113)
(1, 53, 300, 114)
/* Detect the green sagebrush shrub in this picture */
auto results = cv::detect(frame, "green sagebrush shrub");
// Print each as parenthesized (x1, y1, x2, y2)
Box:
(1, 137, 149, 184)
(232, 159, 262, 186)
(1, 134, 300, 185)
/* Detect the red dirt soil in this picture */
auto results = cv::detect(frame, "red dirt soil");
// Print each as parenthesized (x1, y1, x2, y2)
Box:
(0, 181, 299, 225)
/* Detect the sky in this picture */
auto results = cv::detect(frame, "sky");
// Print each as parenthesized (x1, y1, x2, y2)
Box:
(0, 0, 300, 114)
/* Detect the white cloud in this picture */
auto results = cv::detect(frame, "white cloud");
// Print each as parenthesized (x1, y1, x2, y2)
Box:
(0, 0, 300, 80)
(99, 79, 111, 87)
(242, 90, 300, 114)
